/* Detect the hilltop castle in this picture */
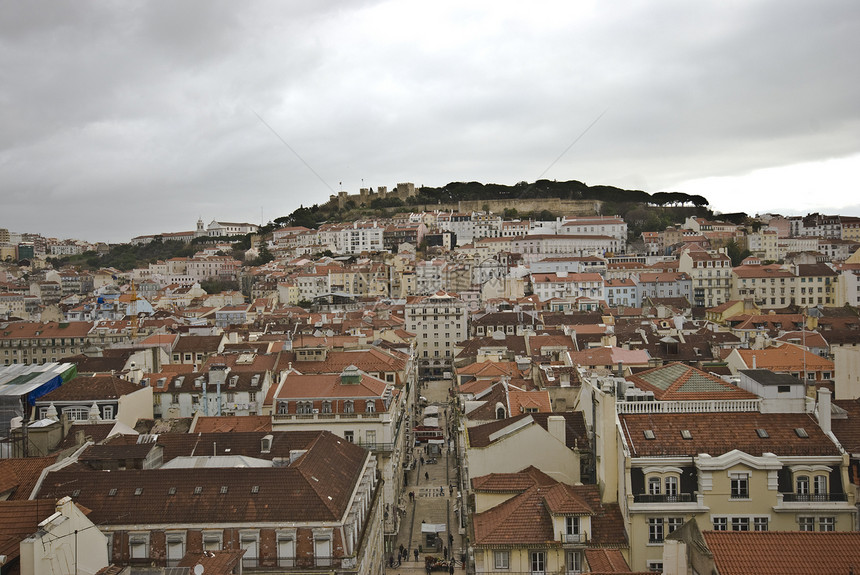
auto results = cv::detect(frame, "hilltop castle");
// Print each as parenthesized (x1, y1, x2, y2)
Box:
(330, 182, 417, 209)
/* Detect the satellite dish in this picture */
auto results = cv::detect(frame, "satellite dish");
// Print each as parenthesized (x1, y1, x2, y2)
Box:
(194, 564, 205, 575)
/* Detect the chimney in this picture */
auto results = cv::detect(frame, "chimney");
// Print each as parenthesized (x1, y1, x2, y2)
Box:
(752, 354, 756, 369)
(547, 415, 566, 446)
(817, 387, 832, 435)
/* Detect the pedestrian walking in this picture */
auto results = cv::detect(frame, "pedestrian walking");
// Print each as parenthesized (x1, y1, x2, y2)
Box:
(440, 486, 444, 496)
(443, 546, 448, 559)
(449, 562, 455, 575)
(420, 456, 425, 465)
(425, 471, 429, 480)
(414, 548, 419, 561)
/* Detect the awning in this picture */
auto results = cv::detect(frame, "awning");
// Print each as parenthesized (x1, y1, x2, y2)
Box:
(421, 523, 447, 533)
(423, 417, 439, 427)
(423, 405, 440, 416)
(428, 439, 445, 445)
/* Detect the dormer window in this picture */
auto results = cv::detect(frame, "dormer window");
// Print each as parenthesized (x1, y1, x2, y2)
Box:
(643, 430, 656, 440)
(365, 400, 375, 413)
(795, 428, 809, 438)
(321, 401, 332, 414)
(344, 400, 354, 414)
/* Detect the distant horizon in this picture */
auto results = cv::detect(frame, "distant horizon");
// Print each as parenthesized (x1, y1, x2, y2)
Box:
(2, 1, 858, 243)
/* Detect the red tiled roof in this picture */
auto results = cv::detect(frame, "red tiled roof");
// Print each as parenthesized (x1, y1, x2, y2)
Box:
(0, 500, 64, 560)
(0, 457, 58, 500)
(584, 548, 632, 573)
(191, 415, 272, 433)
(37, 374, 140, 402)
(735, 346, 834, 371)
(626, 362, 758, 401)
(703, 531, 860, 575)
(35, 432, 368, 525)
(619, 412, 839, 457)
(471, 466, 557, 492)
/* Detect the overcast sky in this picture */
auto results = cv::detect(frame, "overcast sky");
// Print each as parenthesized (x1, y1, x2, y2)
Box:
(2, 0, 859, 243)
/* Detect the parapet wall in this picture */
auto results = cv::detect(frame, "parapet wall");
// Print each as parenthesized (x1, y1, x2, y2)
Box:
(426, 198, 602, 216)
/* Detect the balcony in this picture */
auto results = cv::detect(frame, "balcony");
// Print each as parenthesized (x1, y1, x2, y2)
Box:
(775, 491, 852, 511)
(561, 532, 585, 544)
(780, 492, 847, 503)
(633, 493, 693, 504)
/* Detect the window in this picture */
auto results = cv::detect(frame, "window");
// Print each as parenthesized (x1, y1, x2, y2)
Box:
(754, 517, 769, 531)
(796, 475, 810, 495)
(665, 476, 678, 498)
(819, 517, 835, 532)
(240, 531, 259, 568)
(203, 531, 222, 551)
(713, 517, 727, 531)
(314, 532, 332, 567)
(344, 400, 354, 413)
(647, 561, 663, 573)
(667, 517, 683, 534)
(731, 517, 749, 531)
(730, 473, 749, 499)
(277, 531, 296, 567)
(648, 477, 661, 495)
(566, 551, 582, 574)
(166, 533, 185, 566)
(129, 533, 149, 559)
(530, 551, 545, 575)
(494, 550, 510, 570)
(103, 405, 114, 420)
(366, 400, 375, 413)
(648, 518, 664, 543)
(565, 516, 580, 541)
(799, 516, 815, 532)
(813, 475, 827, 495)
(321, 401, 332, 414)
(344, 431, 354, 443)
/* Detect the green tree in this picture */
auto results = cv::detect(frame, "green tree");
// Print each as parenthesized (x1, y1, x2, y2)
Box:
(725, 240, 751, 266)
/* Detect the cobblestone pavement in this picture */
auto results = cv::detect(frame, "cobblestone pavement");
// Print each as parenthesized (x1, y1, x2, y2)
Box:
(385, 378, 465, 575)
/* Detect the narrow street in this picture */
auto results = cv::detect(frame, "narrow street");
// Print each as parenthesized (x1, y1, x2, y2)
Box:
(386, 377, 465, 575)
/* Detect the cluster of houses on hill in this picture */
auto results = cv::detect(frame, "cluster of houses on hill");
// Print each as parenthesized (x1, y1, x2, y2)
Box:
(2, 205, 860, 574)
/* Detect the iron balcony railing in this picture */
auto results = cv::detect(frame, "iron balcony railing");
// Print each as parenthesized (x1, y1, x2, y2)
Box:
(781, 492, 848, 502)
(633, 493, 694, 503)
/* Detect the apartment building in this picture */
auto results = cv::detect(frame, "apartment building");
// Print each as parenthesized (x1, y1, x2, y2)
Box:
(405, 291, 468, 378)
(0, 321, 94, 366)
(530, 272, 605, 302)
(678, 249, 732, 307)
(560, 215, 628, 245)
(34, 430, 384, 574)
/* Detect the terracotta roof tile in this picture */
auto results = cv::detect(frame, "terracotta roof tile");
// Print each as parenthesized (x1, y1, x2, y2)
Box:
(471, 466, 557, 492)
(38, 374, 140, 402)
(626, 362, 758, 401)
(35, 432, 368, 526)
(0, 456, 58, 500)
(703, 531, 860, 575)
(584, 548, 632, 573)
(620, 412, 839, 457)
